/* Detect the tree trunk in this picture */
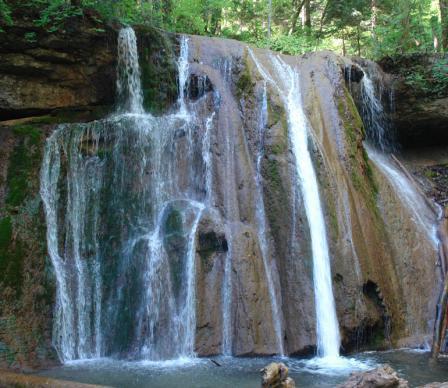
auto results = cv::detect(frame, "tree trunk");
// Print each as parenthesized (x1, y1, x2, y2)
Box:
(441, 0, 448, 50)
(288, 0, 306, 35)
(304, 0, 311, 29)
(371, 0, 377, 43)
(432, 207, 448, 357)
(268, 0, 272, 39)
(399, 0, 412, 53)
(357, 25, 361, 56)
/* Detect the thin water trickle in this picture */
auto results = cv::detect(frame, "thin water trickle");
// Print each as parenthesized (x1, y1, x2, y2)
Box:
(365, 145, 438, 246)
(358, 68, 438, 246)
(253, 81, 285, 356)
(221, 223, 233, 356)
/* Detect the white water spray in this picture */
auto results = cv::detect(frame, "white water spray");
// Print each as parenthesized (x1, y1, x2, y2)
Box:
(178, 36, 189, 116)
(116, 27, 144, 114)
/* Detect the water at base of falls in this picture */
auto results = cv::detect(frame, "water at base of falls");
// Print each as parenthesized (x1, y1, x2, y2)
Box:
(41, 350, 448, 388)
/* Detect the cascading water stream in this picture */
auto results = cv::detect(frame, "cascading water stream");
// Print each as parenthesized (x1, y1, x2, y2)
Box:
(271, 57, 341, 359)
(41, 29, 209, 362)
(249, 50, 341, 360)
(253, 81, 285, 356)
(116, 27, 144, 114)
(221, 225, 233, 356)
(358, 70, 392, 152)
(178, 36, 189, 117)
(359, 71, 439, 246)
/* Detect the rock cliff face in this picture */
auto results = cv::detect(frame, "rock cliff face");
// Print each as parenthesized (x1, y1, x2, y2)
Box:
(0, 10, 116, 121)
(0, 12, 443, 368)
(0, 15, 179, 369)
(378, 54, 448, 148)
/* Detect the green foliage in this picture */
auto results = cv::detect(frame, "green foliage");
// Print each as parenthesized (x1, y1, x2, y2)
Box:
(432, 57, 448, 93)
(404, 70, 432, 92)
(2, 0, 447, 58)
(33, 0, 83, 32)
(0, 0, 12, 31)
(24, 31, 37, 42)
(404, 57, 448, 96)
(171, 0, 206, 33)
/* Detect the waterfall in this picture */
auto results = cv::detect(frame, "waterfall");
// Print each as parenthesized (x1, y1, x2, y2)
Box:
(271, 57, 341, 358)
(357, 68, 393, 152)
(178, 36, 189, 116)
(249, 50, 341, 358)
(254, 81, 285, 355)
(116, 27, 144, 114)
(40, 29, 210, 362)
(359, 70, 438, 246)
(222, 226, 233, 356)
(365, 146, 438, 246)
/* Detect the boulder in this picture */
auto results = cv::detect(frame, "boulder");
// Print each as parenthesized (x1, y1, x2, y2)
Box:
(261, 362, 296, 388)
(337, 364, 409, 388)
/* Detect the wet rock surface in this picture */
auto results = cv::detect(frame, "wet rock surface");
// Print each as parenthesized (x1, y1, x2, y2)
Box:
(337, 364, 409, 388)
(378, 54, 448, 149)
(0, 10, 117, 120)
(261, 362, 296, 388)
(0, 10, 444, 368)
(0, 370, 107, 387)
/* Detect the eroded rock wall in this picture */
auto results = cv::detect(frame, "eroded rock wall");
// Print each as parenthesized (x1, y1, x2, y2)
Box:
(0, 16, 442, 365)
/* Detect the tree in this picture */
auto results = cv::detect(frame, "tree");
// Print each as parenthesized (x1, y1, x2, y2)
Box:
(289, 0, 306, 35)
(441, 0, 448, 49)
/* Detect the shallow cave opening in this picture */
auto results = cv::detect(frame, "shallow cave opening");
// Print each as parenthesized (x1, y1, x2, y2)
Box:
(362, 280, 382, 305)
(391, 119, 448, 205)
(394, 119, 448, 150)
(197, 231, 228, 254)
(342, 280, 392, 352)
(186, 74, 213, 101)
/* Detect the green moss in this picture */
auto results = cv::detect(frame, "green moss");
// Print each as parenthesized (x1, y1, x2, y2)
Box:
(269, 143, 286, 155)
(424, 169, 438, 179)
(0, 122, 55, 367)
(6, 126, 42, 207)
(0, 216, 24, 294)
(369, 326, 386, 348)
(337, 87, 379, 212)
(236, 56, 255, 99)
(138, 28, 178, 114)
(163, 207, 186, 297)
(362, 146, 378, 195)
(13, 125, 40, 144)
(328, 200, 339, 238)
(165, 208, 182, 235)
(265, 158, 282, 190)
(0, 217, 12, 251)
(0, 243, 24, 295)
